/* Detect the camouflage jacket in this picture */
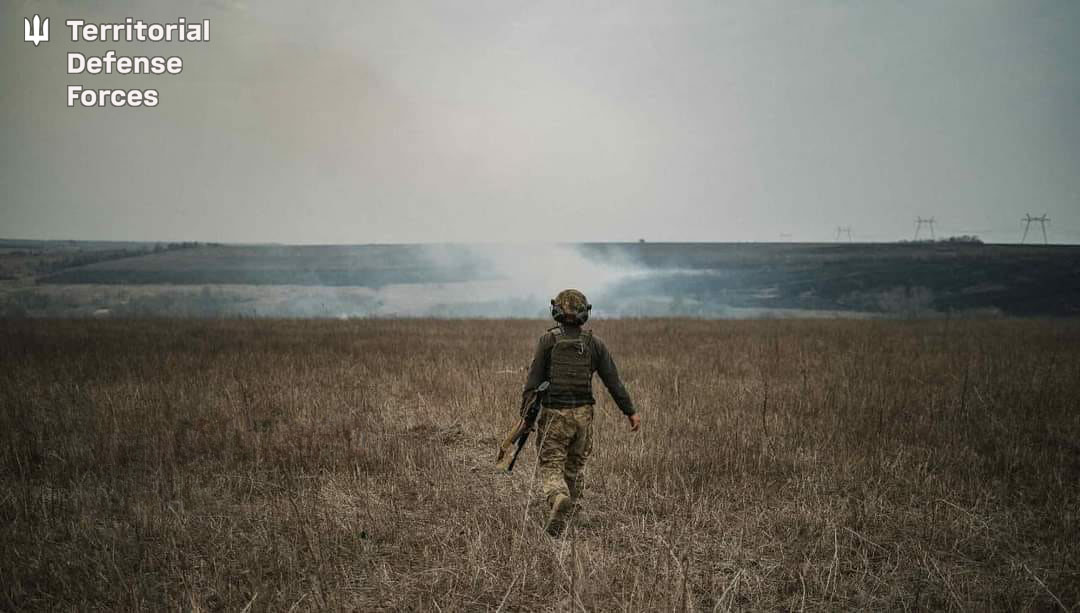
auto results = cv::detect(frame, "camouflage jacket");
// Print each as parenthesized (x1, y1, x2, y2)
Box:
(523, 324, 636, 416)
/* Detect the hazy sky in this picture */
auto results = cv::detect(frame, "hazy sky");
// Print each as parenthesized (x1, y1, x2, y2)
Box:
(3, 0, 1079, 244)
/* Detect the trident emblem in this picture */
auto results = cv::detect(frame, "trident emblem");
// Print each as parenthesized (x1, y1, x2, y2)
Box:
(24, 15, 50, 46)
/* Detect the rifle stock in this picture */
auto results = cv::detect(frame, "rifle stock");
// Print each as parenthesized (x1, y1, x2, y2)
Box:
(495, 381, 549, 472)
(495, 419, 527, 471)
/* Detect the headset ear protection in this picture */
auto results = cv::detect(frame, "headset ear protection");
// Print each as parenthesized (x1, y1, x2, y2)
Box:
(551, 299, 592, 324)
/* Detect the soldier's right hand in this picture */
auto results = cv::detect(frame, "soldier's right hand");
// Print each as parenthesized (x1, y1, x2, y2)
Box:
(627, 414, 640, 432)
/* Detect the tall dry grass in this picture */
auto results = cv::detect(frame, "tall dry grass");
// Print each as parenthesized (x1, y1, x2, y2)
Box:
(1, 318, 1077, 610)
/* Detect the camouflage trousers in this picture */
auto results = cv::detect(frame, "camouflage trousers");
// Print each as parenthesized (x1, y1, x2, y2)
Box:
(535, 404, 594, 507)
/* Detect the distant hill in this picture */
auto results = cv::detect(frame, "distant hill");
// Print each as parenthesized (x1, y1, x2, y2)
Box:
(581, 242, 1080, 317)
(36, 244, 495, 287)
(2, 241, 1078, 317)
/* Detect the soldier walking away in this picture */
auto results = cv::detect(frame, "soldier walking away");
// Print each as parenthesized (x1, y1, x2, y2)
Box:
(523, 289, 640, 537)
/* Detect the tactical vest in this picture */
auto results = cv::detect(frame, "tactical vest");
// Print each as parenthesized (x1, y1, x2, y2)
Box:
(546, 328, 594, 406)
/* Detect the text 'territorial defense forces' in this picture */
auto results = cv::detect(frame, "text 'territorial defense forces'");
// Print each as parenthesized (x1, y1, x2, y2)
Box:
(64, 17, 210, 108)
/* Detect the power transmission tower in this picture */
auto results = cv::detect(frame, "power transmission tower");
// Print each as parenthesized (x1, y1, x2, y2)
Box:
(1021, 214, 1050, 245)
(835, 226, 853, 242)
(914, 217, 935, 241)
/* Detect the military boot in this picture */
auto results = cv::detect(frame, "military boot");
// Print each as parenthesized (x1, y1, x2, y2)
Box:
(568, 500, 591, 527)
(565, 476, 588, 526)
(545, 494, 572, 537)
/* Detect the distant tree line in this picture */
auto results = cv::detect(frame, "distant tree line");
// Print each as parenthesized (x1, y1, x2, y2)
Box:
(898, 235, 984, 245)
(35, 242, 215, 275)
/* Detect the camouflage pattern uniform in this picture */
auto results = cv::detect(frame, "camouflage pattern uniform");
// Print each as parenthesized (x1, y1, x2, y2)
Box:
(524, 290, 636, 535)
(535, 402, 594, 516)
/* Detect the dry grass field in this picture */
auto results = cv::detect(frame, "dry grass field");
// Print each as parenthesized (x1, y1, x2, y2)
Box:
(1, 318, 1078, 611)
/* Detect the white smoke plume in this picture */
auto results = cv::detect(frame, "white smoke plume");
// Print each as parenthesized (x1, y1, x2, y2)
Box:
(369, 244, 644, 317)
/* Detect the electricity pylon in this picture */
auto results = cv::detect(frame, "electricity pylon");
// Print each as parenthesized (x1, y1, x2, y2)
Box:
(914, 217, 935, 241)
(835, 226, 853, 242)
(1021, 214, 1050, 245)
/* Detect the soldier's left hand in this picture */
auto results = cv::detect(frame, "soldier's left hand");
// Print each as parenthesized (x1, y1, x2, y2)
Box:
(627, 414, 641, 432)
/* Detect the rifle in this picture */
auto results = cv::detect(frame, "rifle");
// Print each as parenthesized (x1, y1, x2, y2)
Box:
(495, 381, 549, 472)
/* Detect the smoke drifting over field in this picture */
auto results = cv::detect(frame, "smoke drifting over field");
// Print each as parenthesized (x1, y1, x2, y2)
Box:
(388, 243, 647, 318)
(344, 244, 774, 318)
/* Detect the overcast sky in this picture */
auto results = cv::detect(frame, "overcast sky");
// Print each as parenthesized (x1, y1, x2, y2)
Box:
(3, 0, 1078, 244)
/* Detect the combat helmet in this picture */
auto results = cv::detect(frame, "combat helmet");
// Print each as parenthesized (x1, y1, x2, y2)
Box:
(551, 289, 592, 325)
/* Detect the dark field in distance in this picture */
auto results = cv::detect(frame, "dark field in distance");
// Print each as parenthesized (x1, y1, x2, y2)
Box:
(2, 240, 1078, 317)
